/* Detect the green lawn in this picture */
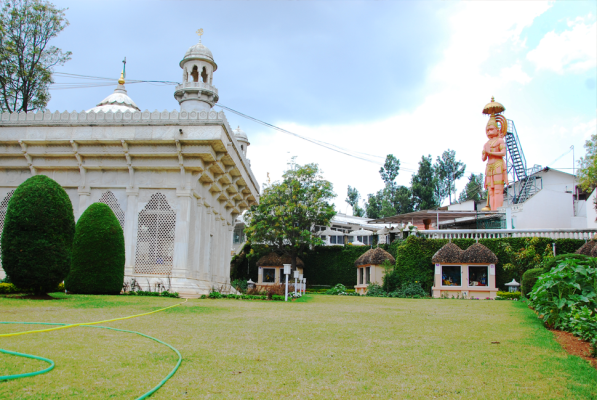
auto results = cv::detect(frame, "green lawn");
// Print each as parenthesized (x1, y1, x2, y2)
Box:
(1, 294, 596, 399)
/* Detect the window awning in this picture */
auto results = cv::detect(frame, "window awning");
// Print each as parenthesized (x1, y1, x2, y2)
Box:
(368, 210, 504, 229)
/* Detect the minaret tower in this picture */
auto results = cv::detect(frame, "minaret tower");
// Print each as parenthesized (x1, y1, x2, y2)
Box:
(174, 29, 219, 112)
(233, 126, 250, 157)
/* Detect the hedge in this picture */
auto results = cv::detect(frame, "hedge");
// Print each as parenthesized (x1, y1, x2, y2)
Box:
(65, 203, 125, 294)
(1, 175, 75, 294)
(521, 268, 543, 297)
(230, 237, 585, 290)
(384, 236, 585, 293)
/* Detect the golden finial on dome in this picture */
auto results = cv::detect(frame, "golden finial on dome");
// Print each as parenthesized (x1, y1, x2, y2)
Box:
(118, 57, 126, 85)
(196, 28, 204, 42)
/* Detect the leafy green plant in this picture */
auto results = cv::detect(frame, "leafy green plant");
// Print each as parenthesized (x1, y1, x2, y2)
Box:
(65, 203, 125, 295)
(502, 237, 554, 280)
(366, 283, 386, 297)
(123, 290, 179, 298)
(326, 283, 347, 295)
(231, 279, 248, 293)
(208, 290, 223, 299)
(567, 305, 597, 357)
(528, 257, 597, 329)
(390, 282, 427, 298)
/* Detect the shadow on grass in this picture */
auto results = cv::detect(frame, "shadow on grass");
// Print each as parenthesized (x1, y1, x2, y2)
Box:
(512, 301, 597, 399)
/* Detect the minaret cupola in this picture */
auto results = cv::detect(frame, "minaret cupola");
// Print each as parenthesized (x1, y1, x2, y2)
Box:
(174, 29, 219, 112)
(233, 126, 250, 157)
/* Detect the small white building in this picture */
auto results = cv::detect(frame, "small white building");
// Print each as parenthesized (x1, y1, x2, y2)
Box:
(0, 36, 260, 296)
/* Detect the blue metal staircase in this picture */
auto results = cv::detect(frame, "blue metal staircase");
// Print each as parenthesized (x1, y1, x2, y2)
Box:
(505, 120, 540, 204)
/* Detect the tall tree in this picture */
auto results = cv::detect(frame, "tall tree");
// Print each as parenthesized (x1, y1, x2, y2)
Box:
(458, 173, 485, 203)
(0, 0, 71, 112)
(578, 134, 597, 192)
(394, 185, 413, 214)
(434, 149, 466, 205)
(379, 154, 400, 188)
(244, 163, 336, 270)
(411, 155, 439, 211)
(346, 185, 364, 217)
(365, 192, 382, 219)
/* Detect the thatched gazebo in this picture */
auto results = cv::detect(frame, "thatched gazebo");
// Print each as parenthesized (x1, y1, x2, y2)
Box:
(576, 240, 597, 256)
(256, 253, 304, 287)
(431, 242, 499, 299)
(354, 247, 395, 295)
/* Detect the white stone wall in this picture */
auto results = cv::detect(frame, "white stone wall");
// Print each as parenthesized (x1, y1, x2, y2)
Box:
(0, 112, 259, 295)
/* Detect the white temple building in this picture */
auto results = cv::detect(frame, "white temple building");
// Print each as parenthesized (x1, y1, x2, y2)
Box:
(0, 35, 260, 296)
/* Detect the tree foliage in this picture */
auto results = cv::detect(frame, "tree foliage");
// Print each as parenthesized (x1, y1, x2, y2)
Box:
(411, 155, 438, 211)
(65, 202, 125, 294)
(0, 0, 71, 112)
(244, 162, 336, 269)
(1, 175, 75, 294)
(365, 154, 412, 218)
(458, 173, 485, 203)
(433, 149, 466, 205)
(578, 133, 597, 193)
(345, 185, 364, 217)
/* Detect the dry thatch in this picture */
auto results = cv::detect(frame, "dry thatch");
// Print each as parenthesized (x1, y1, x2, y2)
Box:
(256, 252, 304, 267)
(354, 247, 396, 267)
(431, 243, 464, 264)
(576, 240, 597, 256)
(461, 243, 498, 264)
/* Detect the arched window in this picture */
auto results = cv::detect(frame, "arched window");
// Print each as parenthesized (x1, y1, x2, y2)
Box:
(0, 190, 15, 269)
(134, 193, 176, 275)
(201, 66, 208, 83)
(191, 66, 199, 82)
(183, 69, 188, 83)
(98, 191, 125, 231)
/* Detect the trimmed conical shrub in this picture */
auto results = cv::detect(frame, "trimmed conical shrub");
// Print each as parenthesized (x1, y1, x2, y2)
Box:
(65, 202, 125, 294)
(1, 175, 75, 294)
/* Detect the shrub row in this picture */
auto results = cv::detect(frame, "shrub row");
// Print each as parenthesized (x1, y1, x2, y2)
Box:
(496, 291, 521, 300)
(384, 236, 585, 293)
(0, 282, 64, 294)
(201, 292, 286, 301)
(122, 290, 179, 298)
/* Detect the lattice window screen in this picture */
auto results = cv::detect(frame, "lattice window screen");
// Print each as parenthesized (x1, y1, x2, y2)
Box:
(0, 190, 15, 269)
(134, 193, 176, 275)
(98, 191, 125, 230)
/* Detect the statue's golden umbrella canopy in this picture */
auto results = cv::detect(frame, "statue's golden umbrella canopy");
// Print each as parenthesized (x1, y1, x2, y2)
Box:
(482, 96, 506, 115)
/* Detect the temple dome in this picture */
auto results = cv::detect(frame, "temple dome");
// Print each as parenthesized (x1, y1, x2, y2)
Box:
(234, 126, 248, 141)
(87, 83, 140, 113)
(180, 42, 217, 71)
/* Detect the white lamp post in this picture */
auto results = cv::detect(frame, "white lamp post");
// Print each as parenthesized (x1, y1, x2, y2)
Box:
(302, 278, 306, 295)
(299, 274, 303, 295)
(283, 264, 291, 302)
(293, 270, 299, 295)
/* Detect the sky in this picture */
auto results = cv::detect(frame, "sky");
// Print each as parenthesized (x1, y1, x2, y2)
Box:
(47, 0, 597, 214)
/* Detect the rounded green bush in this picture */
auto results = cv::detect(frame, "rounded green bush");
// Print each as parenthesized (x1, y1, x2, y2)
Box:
(65, 202, 125, 294)
(1, 175, 75, 294)
(541, 253, 593, 274)
(521, 268, 544, 297)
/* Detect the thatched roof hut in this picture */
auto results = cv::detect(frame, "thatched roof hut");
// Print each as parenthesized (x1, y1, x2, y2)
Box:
(431, 243, 464, 264)
(256, 252, 304, 268)
(461, 243, 498, 264)
(576, 240, 597, 256)
(354, 247, 395, 267)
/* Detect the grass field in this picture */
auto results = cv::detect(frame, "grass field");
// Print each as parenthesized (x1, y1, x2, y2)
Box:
(1, 294, 596, 399)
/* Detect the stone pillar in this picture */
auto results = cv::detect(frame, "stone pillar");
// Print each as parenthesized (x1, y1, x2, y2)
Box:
(77, 187, 91, 221)
(173, 189, 193, 278)
(192, 198, 204, 279)
(124, 188, 139, 276)
(202, 205, 213, 282)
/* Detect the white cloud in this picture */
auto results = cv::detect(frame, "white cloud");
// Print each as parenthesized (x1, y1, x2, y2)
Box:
(527, 18, 597, 73)
(248, 1, 566, 211)
(500, 63, 532, 85)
